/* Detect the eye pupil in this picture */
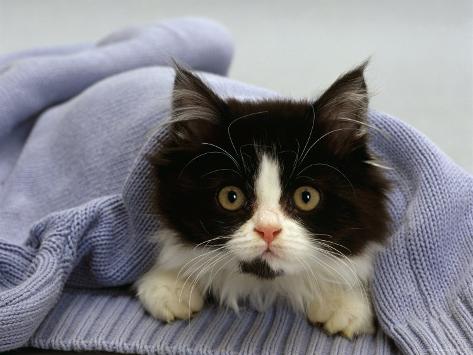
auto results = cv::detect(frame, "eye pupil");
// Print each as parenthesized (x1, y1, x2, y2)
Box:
(301, 191, 311, 203)
(227, 191, 238, 203)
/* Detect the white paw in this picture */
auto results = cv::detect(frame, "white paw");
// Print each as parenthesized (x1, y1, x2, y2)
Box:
(136, 269, 204, 322)
(307, 288, 375, 338)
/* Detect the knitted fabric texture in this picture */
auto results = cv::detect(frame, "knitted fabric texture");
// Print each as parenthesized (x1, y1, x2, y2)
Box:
(0, 18, 472, 355)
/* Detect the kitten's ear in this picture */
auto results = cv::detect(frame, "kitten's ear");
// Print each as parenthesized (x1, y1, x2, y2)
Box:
(314, 61, 369, 155)
(170, 63, 226, 144)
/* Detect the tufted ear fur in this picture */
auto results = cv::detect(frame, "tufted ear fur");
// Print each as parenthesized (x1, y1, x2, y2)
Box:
(314, 61, 369, 156)
(170, 63, 227, 146)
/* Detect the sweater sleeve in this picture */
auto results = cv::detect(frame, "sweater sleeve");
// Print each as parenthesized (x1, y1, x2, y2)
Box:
(370, 111, 473, 354)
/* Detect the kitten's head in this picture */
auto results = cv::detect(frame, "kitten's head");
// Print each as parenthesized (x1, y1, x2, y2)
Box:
(151, 63, 389, 279)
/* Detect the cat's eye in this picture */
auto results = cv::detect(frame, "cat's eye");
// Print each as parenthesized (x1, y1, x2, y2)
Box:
(218, 186, 246, 211)
(293, 186, 320, 211)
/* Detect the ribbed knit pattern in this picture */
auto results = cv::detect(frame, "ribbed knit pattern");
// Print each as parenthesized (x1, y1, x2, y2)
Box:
(1, 18, 472, 355)
(29, 288, 399, 355)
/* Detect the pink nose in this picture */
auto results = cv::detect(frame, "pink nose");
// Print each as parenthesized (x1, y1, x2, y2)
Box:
(254, 225, 282, 244)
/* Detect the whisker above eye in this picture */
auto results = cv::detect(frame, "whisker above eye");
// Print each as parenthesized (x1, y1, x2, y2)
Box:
(284, 139, 302, 184)
(298, 127, 356, 165)
(239, 149, 252, 174)
(201, 168, 242, 178)
(296, 162, 356, 197)
(227, 110, 268, 156)
(299, 104, 317, 164)
(178, 151, 236, 179)
(201, 142, 241, 170)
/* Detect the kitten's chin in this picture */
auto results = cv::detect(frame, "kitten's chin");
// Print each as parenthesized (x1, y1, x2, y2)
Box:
(239, 258, 283, 279)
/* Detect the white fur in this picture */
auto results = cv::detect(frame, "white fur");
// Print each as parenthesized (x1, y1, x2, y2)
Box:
(255, 155, 281, 208)
(136, 154, 380, 337)
(135, 266, 204, 322)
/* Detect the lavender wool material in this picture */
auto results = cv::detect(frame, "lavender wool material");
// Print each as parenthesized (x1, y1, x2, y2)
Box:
(0, 18, 472, 355)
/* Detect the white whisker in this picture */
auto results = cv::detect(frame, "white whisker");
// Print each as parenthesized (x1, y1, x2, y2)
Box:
(201, 168, 242, 178)
(299, 104, 317, 161)
(185, 251, 231, 318)
(364, 160, 393, 170)
(176, 245, 227, 286)
(298, 128, 355, 164)
(227, 111, 268, 155)
(201, 142, 241, 170)
(179, 151, 235, 179)
(179, 251, 224, 303)
(297, 162, 356, 196)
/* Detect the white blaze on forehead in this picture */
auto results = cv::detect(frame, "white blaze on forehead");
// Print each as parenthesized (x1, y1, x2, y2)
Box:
(255, 154, 282, 208)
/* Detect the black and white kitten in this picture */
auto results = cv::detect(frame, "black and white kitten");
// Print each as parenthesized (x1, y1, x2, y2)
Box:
(136, 63, 390, 338)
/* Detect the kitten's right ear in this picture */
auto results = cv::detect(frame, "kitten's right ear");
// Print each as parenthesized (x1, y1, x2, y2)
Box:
(170, 63, 226, 144)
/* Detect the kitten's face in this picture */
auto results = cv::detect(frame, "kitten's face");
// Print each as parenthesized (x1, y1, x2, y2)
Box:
(151, 64, 389, 279)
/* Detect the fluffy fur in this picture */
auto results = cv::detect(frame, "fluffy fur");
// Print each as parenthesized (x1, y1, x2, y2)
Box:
(136, 63, 390, 338)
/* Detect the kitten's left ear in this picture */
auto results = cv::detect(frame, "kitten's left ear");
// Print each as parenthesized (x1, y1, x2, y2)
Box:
(314, 61, 369, 155)
(170, 63, 226, 144)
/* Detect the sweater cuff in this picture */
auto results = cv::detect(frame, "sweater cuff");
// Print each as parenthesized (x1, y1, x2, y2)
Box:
(390, 280, 473, 354)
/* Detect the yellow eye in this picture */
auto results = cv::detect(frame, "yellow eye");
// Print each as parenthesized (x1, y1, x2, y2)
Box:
(218, 186, 246, 211)
(293, 186, 320, 211)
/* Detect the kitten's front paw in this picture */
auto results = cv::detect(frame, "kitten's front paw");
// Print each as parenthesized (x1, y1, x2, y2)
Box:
(136, 269, 204, 322)
(307, 288, 374, 338)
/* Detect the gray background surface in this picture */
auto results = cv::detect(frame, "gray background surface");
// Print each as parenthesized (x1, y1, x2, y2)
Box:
(1, 0, 472, 172)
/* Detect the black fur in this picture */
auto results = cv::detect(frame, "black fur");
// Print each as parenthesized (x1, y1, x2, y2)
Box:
(240, 259, 282, 279)
(150, 63, 390, 278)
